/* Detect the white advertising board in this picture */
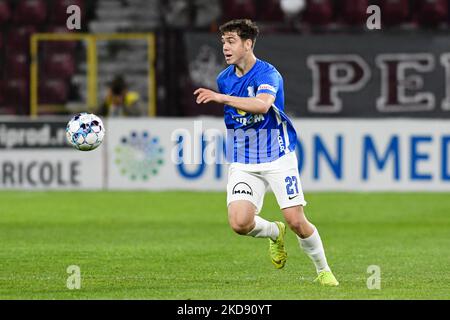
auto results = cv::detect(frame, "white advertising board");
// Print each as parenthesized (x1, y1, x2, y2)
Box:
(0, 118, 104, 190)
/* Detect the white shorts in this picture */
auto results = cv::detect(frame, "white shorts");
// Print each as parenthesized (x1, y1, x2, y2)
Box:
(226, 152, 307, 214)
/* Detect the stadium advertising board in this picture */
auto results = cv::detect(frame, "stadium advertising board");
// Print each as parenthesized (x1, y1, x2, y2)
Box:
(106, 118, 228, 190)
(186, 33, 450, 118)
(1, 118, 448, 191)
(107, 118, 450, 191)
(0, 119, 104, 189)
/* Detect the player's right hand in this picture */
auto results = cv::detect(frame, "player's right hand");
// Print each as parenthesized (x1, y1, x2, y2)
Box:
(194, 88, 225, 104)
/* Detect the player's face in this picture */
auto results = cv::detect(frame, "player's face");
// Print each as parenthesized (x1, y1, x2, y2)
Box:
(221, 32, 251, 65)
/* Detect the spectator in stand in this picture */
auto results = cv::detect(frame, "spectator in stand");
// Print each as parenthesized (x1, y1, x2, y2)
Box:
(98, 76, 144, 117)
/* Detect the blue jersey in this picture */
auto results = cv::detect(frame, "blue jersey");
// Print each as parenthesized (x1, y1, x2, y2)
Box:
(217, 59, 297, 164)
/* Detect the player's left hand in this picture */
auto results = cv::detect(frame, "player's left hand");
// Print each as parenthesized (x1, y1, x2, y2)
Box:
(194, 88, 225, 104)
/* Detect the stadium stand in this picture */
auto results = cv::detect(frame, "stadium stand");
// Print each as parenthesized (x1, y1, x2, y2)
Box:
(4, 78, 28, 114)
(13, 0, 48, 25)
(415, 0, 448, 27)
(303, 0, 334, 26)
(0, 0, 94, 115)
(39, 77, 68, 104)
(0, 80, 4, 110)
(6, 52, 29, 79)
(376, 0, 410, 26)
(0, 0, 11, 25)
(221, 0, 257, 21)
(257, 0, 285, 22)
(340, 0, 369, 26)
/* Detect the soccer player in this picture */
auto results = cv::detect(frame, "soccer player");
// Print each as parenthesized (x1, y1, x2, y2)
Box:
(193, 19, 338, 286)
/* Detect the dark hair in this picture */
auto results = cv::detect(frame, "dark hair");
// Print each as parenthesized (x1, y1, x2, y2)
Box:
(219, 19, 259, 48)
(110, 76, 127, 95)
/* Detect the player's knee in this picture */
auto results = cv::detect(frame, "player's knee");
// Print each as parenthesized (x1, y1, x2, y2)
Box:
(285, 217, 302, 232)
(228, 209, 254, 235)
(284, 207, 308, 233)
(228, 214, 254, 235)
(286, 217, 312, 238)
(230, 221, 253, 235)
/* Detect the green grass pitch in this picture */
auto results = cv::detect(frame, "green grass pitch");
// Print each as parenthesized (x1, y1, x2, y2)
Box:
(0, 191, 449, 299)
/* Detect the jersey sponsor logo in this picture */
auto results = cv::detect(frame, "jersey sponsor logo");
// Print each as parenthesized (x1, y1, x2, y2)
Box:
(278, 135, 285, 152)
(257, 84, 276, 93)
(247, 86, 256, 97)
(233, 114, 265, 126)
(232, 182, 253, 196)
(288, 194, 299, 200)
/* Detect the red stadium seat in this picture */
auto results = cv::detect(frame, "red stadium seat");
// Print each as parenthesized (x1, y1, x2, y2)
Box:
(341, 0, 368, 25)
(378, 0, 410, 26)
(0, 80, 5, 106)
(4, 78, 29, 113)
(415, 0, 448, 26)
(6, 53, 29, 78)
(14, 0, 47, 25)
(38, 78, 69, 104)
(43, 53, 76, 79)
(51, 0, 85, 24)
(221, 0, 257, 21)
(6, 25, 37, 51)
(258, 0, 284, 22)
(47, 24, 79, 36)
(42, 25, 78, 54)
(0, 106, 17, 115)
(304, 0, 334, 26)
(41, 39, 77, 55)
(0, 0, 11, 25)
(0, 80, 17, 114)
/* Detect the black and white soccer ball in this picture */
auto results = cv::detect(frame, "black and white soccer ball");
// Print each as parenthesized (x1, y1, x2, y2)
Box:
(66, 112, 105, 151)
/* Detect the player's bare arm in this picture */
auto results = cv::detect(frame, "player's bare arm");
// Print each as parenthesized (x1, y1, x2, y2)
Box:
(194, 88, 274, 114)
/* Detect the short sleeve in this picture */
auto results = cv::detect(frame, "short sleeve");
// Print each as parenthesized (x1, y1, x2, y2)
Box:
(255, 70, 279, 97)
(217, 76, 224, 94)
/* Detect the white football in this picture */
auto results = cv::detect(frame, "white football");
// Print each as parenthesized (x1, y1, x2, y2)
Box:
(66, 112, 105, 151)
